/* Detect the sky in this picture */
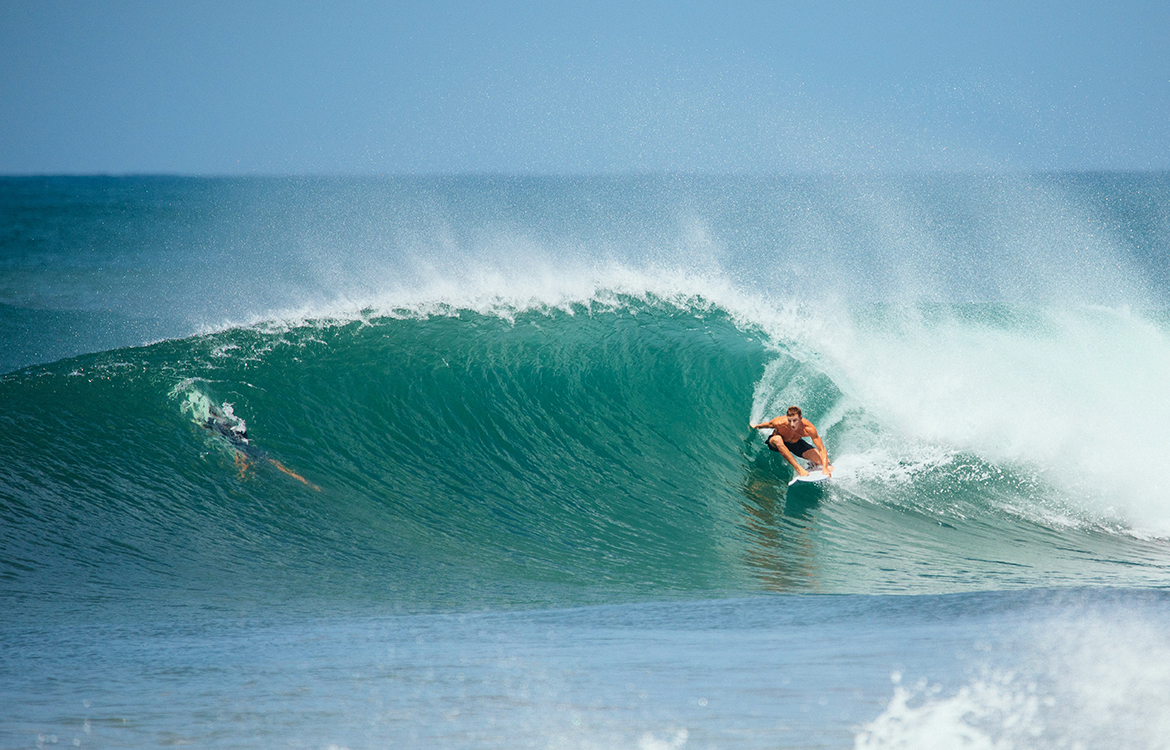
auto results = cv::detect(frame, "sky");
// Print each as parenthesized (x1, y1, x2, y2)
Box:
(1, 0, 1168, 175)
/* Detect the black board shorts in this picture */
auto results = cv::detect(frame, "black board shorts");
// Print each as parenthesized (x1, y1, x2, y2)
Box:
(766, 434, 816, 456)
(781, 438, 816, 456)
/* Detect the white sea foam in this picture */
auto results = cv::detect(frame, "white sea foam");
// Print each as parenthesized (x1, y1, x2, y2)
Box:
(808, 304, 1170, 537)
(855, 671, 1044, 750)
(638, 728, 689, 750)
(855, 612, 1170, 750)
(193, 261, 809, 352)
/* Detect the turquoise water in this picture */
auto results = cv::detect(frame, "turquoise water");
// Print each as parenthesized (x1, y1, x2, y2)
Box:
(3, 175, 1170, 748)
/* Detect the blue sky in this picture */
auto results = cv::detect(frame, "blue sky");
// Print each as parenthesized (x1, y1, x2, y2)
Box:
(2, 0, 1167, 174)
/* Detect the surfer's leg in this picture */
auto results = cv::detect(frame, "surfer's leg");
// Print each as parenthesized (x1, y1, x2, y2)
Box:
(267, 458, 321, 492)
(802, 448, 833, 474)
(233, 451, 252, 480)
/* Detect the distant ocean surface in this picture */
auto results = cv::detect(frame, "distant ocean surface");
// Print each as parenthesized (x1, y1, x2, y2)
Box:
(3, 174, 1170, 748)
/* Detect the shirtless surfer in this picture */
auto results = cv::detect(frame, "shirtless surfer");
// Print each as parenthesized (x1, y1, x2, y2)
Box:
(750, 406, 833, 478)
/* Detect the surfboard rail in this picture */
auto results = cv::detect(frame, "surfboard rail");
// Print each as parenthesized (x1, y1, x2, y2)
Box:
(788, 470, 830, 486)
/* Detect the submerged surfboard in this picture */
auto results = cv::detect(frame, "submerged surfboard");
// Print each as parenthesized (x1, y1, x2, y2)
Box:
(789, 470, 830, 486)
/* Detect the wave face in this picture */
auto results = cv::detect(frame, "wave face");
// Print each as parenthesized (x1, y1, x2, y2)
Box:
(3, 174, 1170, 612)
(4, 297, 1170, 611)
(0, 299, 763, 607)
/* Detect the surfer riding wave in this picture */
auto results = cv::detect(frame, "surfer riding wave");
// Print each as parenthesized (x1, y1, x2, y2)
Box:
(751, 406, 833, 478)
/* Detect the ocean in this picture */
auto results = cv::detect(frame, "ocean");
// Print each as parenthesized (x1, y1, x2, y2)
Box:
(2, 173, 1170, 748)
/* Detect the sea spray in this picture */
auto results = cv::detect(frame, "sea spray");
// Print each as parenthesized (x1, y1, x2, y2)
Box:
(856, 606, 1170, 749)
(4, 174, 1170, 749)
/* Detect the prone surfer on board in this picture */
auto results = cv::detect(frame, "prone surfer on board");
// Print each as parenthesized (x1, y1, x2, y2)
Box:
(750, 406, 833, 478)
(204, 404, 320, 491)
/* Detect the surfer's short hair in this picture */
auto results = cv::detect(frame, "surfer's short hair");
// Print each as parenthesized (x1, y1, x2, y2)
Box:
(787, 406, 802, 417)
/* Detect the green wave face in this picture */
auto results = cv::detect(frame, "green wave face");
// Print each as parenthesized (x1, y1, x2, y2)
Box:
(3, 296, 1169, 612)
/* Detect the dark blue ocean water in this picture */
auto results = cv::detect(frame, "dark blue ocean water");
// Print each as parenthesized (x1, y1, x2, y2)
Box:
(3, 174, 1170, 748)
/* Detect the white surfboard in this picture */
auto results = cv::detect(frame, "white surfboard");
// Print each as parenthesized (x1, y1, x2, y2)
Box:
(789, 470, 830, 486)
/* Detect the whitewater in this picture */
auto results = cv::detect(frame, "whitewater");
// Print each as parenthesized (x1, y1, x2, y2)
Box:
(2, 173, 1170, 748)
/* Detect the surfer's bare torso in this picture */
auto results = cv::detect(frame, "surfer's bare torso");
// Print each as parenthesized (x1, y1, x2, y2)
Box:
(750, 408, 833, 478)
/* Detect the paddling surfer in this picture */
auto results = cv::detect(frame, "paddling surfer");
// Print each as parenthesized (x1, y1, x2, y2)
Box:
(751, 406, 833, 478)
(203, 403, 320, 491)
